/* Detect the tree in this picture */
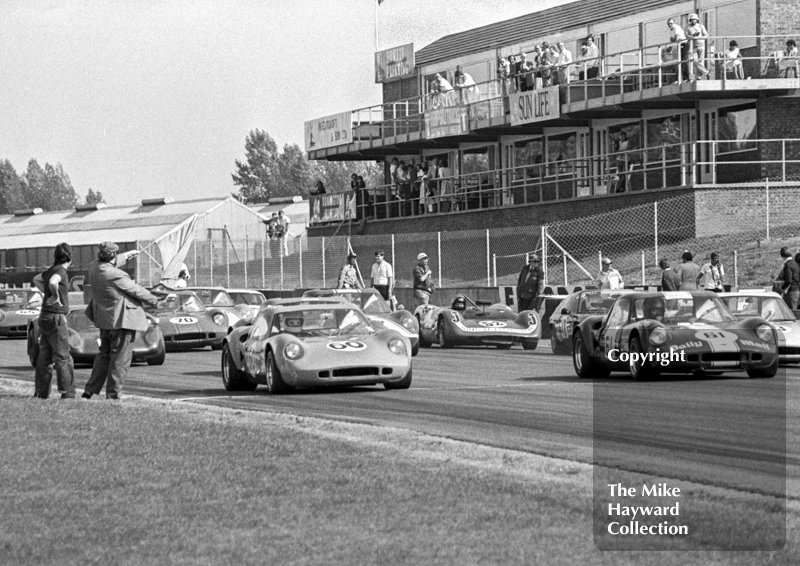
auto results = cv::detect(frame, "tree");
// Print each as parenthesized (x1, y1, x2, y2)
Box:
(276, 143, 312, 196)
(310, 160, 384, 191)
(18, 159, 78, 211)
(0, 159, 25, 214)
(231, 129, 279, 203)
(85, 188, 105, 205)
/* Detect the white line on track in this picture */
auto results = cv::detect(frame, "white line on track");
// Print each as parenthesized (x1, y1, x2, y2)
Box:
(176, 395, 245, 402)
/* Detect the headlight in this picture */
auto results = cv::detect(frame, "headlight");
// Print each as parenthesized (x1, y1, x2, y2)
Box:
(755, 324, 774, 342)
(400, 316, 415, 330)
(152, 317, 160, 325)
(649, 327, 669, 346)
(144, 331, 159, 346)
(212, 313, 227, 326)
(284, 343, 303, 360)
(68, 331, 83, 349)
(388, 338, 406, 355)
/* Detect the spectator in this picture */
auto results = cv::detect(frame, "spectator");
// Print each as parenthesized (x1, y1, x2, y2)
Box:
(83, 242, 157, 400)
(577, 42, 591, 80)
(613, 131, 631, 192)
(413, 163, 425, 215)
(498, 57, 511, 94)
(776, 39, 799, 78)
(338, 252, 363, 290)
(310, 180, 326, 196)
(686, 14, 710, 80)
(267, 212, 279, 238)
(433, 73, 454, 106)
(538, 42, 555, 87)
(585, 35, 600, 79)
(519, 52, 535, 92)
(454, 67, 479, 104)
(660, 259, 681, 291)
(596, 257, 624, 289)
(700, 252, 725, 292)
(661, 44, 679, 84)
(397, 162, 411, 216)
(516, 253, 544, 312)
(437, 159, 453, 213)
(412, 252, 434, 308)
(668, 18, 689, 82)
(556, 41, 573, 85)
(370, 250, 394, 302)
(676, 251, 702, 290)
(723, 40, 744, 80)
(175, 263, 191, 289)
(508, 54, 519, 93)
(355, 175, 371, 220)
(780, 247, 800, 309)
(530, 47, 543, 90)
(276, 210, 290, 255)
(426, 160, 438, 213)
(32, 242, 75, 399)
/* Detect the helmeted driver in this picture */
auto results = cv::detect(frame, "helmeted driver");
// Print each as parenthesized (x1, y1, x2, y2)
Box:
(643, 296, 665, 322)
(283, 316, 304, 334)
(452, 294, 467, 311)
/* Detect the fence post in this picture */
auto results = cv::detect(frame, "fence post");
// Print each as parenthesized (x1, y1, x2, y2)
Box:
(225, 233, 230, 288)
(541, 226, 548, 285)
(280, 245, 284, 290)
(486, 229, 491, 287)
(322, 237, 326, 288)
(641, 250, 646, 286)
(209, 239, 214, 286)
(193, 240, 197, 285)
(598, 250, 602, 272)
(244, 235, 249, 289)
(765, 177, 770, 241)
(734, 250, 738, 289)
(391, 234, 396, 280)
(298, 235, 304, 289)
(653, 201, 658, 266)
(147, 251, 152, 287)
(437, 231, 442, 288)
(563, 253, 568, 286)
(261, 237, 265, 289)
(492, 254, 497, 286)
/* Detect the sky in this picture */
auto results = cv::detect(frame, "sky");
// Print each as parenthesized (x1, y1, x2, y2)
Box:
(0, 0, 569, 205)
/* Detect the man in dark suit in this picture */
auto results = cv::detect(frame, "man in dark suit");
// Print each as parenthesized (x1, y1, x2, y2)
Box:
(516, 253, 544, 313)
(780, 246, 800, 309)
(82, 242, 158, 400)
(659, 259, 681, 291)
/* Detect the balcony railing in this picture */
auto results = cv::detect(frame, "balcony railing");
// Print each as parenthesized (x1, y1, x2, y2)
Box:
(308, 138, 800, 226)
(316, 35, 799, 153)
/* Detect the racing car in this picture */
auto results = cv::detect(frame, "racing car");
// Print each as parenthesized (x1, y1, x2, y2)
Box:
(549, 289, 634, 355)
(221, 302, 412, 393)
(183, 286, 244, 328)
(145, 291, 229, 350)
(27, 304, 165, 366)
(415, 294, 540, 350)
(721, 291, 800, 364)
(0, 289, 43, 338)
(572, 290, 779, 380)
(302, 288, 419, 355)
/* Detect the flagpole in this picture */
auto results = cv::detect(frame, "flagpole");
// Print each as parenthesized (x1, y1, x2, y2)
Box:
(374, 0, 379, 52)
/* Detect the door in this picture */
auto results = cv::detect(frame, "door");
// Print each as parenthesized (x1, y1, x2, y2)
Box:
(575, 131, 591, 196)
(698, 108, 717, 183)
(592, 126, 611, 195)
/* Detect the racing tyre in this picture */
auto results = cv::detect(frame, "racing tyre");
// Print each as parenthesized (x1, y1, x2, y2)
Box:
(211, 342, 223, 351)
(411, 342, 420, 356)
(437, 317, 453, 349)
(628, 336, 660, 381)
(573, 332, 609, 379)
(496, 344, 513, 350)
(27, 327, 39, 368)
(521, 339, 538, 351)
(221, 343, 257, 391)
(146, 338, 166, 366)
(265, 350, 290, 394)
(384, 366, 412, 390)
(747, 358, 779, 378)
(551, 338, 570, 355)
(417, 316, 432, 348)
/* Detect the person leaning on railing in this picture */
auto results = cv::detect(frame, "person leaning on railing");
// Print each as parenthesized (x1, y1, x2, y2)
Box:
(667, 18, 689, 82)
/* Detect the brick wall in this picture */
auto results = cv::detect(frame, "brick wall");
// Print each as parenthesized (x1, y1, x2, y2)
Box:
(757, 0, 799, 57)
(757, 98, 800, 179)
(307, 187, 693, 237)
(694, 185, 800, 238)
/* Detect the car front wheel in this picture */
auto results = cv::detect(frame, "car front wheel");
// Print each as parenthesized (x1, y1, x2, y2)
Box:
(573, 332, 609, 379)
(628, 336, 659, 381)
(437, 318, 453, 349)
(747, 358, 779, 378)
(222, 343, 257, 391)
(265, 350, 290, 394)
(384, 366, 412, 390)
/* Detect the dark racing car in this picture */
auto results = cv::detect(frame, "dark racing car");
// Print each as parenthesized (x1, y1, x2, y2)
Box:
(0, 289, 43, 338)
(549, 289, 634, 355)
(572, 291, 779, 380)
(145, 291, 229, 351)
(415, 294, 540, 350)
(303, 288, 419, 355)
(27, 304, 165, 366)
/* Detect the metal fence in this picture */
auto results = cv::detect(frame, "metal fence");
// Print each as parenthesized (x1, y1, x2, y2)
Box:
(137, 185, 800, 292)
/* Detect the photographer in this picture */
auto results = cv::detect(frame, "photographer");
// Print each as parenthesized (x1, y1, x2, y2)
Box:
(412, 252, 434, 308)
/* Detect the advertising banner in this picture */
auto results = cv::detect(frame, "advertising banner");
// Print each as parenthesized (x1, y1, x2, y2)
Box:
(509, 86, 561, 126)
(424, 106, 469, 139)
(375, 43, 415, 83)
(309, 192, 355, 224)
(304, 112, 353, 152)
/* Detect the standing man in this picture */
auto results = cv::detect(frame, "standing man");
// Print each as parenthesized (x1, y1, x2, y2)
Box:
(82, 242, 158, 400)
(277, 210, 291, 255)
(676, 251, 702, 290)
(337, 252, 363, 289)
(700, 252, 725, 292)
(585, 35, 600, 79)
(412, 252, 434, 308)
(659, 259, 681, 291)
(780, 246, 800, 309)
(175, 262, 190, 288)
(555, 41, 573, 85)
(667, 18, 689, 81)
(686, 14, 710, 79)
(516, 253, 544, 313)
(32, 243, 75, 399)
(370, 250, 394, 302)
(596, 257, 624, 289)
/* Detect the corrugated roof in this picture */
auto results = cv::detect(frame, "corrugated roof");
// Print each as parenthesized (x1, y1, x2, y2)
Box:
(415, 0, 684, 67)
(0, 196, 237, 249)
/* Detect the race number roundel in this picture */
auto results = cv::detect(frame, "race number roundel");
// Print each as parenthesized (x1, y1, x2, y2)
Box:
(170, 317, 198, 325)
(326, 341, 367, 351)
(478, 321, 507, 328)
(694, 330, 738, 349)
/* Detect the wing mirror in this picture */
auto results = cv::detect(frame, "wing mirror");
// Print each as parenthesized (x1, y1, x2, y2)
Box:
(561, 308, 570, 315)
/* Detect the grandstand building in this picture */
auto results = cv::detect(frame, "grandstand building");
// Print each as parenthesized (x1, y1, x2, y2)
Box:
(304, 0, 800, 239)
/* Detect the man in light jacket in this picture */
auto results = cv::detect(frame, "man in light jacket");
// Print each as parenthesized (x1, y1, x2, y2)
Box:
(82, 242, 158, 400)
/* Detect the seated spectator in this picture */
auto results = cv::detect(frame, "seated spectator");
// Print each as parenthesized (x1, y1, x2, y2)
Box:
(721, 40, 744, 79)
(577, 42, 590, 80)
(776, 39, 799, 78)
(310, 180, 326, 195)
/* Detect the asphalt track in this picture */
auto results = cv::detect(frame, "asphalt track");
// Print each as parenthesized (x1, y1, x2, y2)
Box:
(2, 338, 798, 497)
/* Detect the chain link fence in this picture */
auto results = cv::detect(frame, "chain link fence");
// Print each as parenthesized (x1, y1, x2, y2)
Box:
(137, 184, 800, 292)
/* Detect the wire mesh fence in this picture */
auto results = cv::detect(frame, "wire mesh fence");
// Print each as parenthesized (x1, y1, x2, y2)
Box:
(136, 184, 800, 292)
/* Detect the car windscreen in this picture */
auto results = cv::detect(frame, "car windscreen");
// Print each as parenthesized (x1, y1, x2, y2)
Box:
(632, 295, 735, 324)
(725, 295, 796, 322)
(578, 291, 627, 314)
(229, 292, 265, 305)
(271, 308, 374, 338)
(0, 290, 39, 308)
(192, 289, 234, 307)
(150, 293, 206, 313)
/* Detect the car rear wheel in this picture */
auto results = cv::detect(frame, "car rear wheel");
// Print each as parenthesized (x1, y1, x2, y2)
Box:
(747, 358, 779, 378)
(146, 338, 166, 366)
(384, 366, 412, 390)
(629, 336, 659, 381)
(437, 317, 453, 349)
(221, 343, 257, 391)
(27, 327, 39, 368)
(265, 350, 290, 394)
(573, 332, 609, 379)
(417, 316, 431, 348)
